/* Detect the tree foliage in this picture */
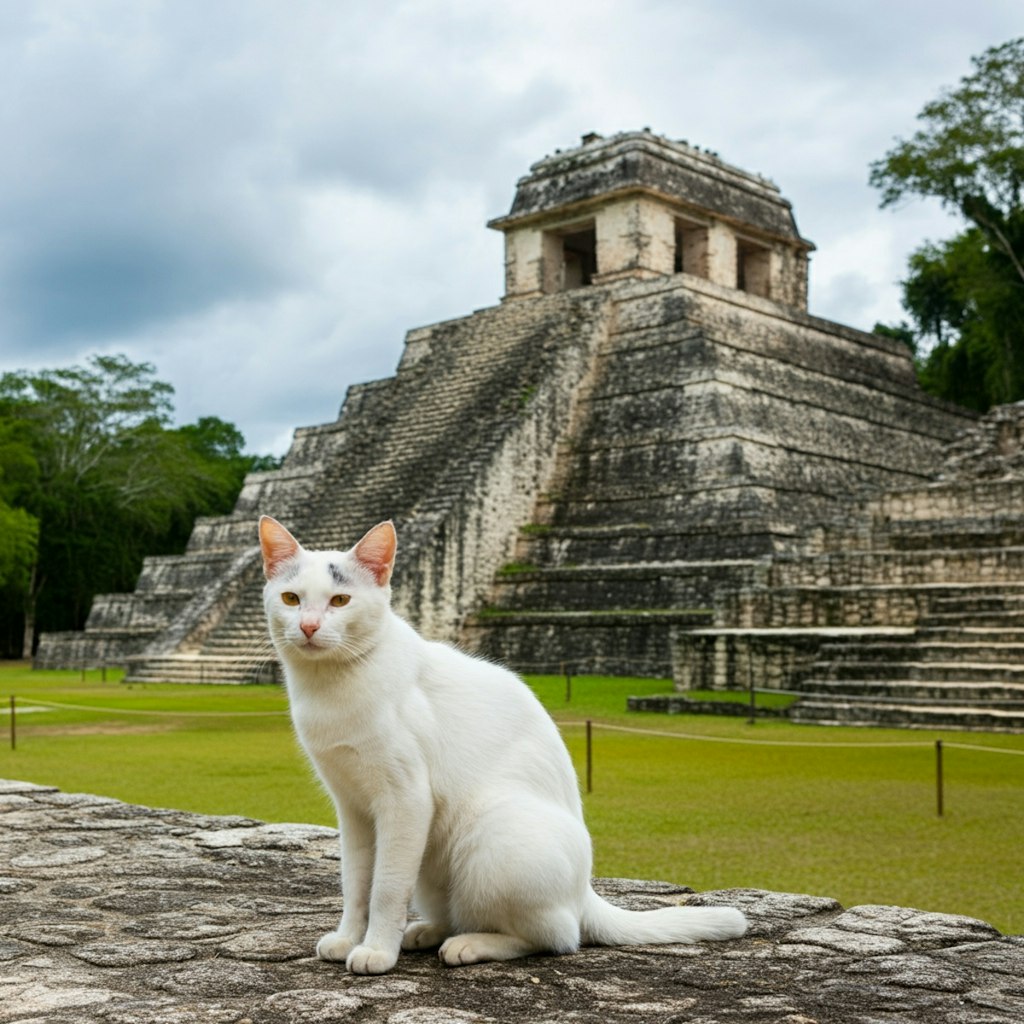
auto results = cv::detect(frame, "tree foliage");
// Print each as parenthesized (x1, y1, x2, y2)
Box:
(0, 355, 279, 657)
(871, 38, 1024, 410)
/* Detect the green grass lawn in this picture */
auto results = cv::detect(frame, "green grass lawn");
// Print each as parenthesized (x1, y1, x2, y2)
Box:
(2, 664, 1022, 934)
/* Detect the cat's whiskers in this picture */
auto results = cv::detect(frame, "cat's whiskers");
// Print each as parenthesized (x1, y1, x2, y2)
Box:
(334, 632, 378, 664)
(237, 636, 281, 683)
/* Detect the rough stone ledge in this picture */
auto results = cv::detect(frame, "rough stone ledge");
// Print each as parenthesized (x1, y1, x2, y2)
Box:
(1, 778, 1021, 1024)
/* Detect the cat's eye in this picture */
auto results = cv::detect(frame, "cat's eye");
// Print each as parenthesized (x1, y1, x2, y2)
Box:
(330, 594, 351, 608)
(281, 592, 300, 606)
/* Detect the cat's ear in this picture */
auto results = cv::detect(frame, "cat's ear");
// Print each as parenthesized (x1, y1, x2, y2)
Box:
(354, 521, 397, 587)
(259, 516, 301, 580)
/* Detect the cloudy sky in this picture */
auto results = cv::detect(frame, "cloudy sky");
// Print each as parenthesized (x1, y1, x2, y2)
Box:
(1, 2, 1020, 455)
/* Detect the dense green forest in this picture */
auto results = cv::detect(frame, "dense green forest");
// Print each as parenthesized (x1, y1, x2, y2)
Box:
(872, 38, 1024, 411)
(0, 354, 280, 658)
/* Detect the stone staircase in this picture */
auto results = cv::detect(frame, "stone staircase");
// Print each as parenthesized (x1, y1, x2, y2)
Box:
(38, 288, 616, 682)
(682, 429, 1024, 731)
(788, 593, 1024, 732)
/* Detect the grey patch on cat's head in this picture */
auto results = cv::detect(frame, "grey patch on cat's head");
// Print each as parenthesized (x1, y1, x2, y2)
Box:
(327, 563, 348, 587)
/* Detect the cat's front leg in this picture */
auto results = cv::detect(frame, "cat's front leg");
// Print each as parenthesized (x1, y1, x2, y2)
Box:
(318, 806, 374, 962)
(346, 782, 433, 975)
(402, 873, 453, 950)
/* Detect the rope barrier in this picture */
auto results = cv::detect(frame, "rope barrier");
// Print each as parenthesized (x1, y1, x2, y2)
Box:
(20, 698, 289, 718)
(559, 719, 932, 748)
(942, 741, 1024, 756)
(558, 719, 1024, 753)
(8, 697, 1020, 817)
(9, 700, 1023, 751)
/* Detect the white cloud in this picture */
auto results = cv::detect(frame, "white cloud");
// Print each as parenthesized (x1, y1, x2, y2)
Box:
(0, 0, 1020, 453)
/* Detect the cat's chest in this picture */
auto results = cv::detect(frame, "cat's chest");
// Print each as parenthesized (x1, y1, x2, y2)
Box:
(291, 702, 360, 758)
(291, 698, 404, 778)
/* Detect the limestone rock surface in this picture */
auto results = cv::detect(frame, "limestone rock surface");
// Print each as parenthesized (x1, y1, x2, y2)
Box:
(1, 779, 1020, 1024)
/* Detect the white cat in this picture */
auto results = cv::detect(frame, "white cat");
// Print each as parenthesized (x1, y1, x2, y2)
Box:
(259, 516, 747, 975)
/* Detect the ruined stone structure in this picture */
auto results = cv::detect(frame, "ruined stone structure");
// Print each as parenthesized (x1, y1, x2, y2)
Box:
(673, 402, 1024, 731)
(490, 129, 811, 307)
(3, 779, 1022, 1023)
(36, 131, 981, 717)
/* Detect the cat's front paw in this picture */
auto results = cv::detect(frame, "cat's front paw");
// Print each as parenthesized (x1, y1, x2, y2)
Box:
(346, 944, 398, 975)
(316, 930, 357, 962)
(402, 920, 448, 950)
(439, 934, 485, 966)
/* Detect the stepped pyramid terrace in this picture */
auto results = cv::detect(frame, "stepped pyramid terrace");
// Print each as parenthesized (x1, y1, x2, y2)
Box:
(38, 128, 1024, 730)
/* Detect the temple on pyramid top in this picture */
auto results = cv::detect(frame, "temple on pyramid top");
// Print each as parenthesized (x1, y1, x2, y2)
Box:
(488, 129, 814, 308)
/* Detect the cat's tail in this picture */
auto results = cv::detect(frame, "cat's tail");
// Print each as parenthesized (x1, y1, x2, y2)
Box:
(579, 888, 747, 947)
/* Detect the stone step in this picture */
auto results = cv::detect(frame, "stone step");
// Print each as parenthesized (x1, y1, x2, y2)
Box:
(515, 523, 790, 565)
(925, 596, 1024, 624)
(815, 640, 1024, 664)
(769, 546, 1024, 589)
(928, 590, 1024, 610)
(925, 612, 1024, 628)
(123, 654, 280, 686)
(869, 478, 1024, 524)
(724, 583, 1024, 630)
(185, 515, 261, 554)
(201, 633, 270, 653)
(788, 698, 1024, 733)
(808, 660, 1024, 684)
(865, 517, 1024, 552)
(790, 677, 1024, 706)
(33, 629, 158, 671)
(486, 560, 759, 613)
(917, 626, 1024, 644)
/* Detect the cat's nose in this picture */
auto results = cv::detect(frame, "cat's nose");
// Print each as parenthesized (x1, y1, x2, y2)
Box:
(300, 621, 320, 638)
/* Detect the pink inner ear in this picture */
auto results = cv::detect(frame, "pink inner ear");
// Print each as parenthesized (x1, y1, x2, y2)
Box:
(354, 521, 397, 586)
(259, 516, 300, 579)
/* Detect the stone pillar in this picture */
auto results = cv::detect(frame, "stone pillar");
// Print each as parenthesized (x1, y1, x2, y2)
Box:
(776, 248, 809, 309)
(541, 230, 565, 294)
(502, 228, 544, 299)
(705, 221, 738, 290)
(593, 196, 675, 283)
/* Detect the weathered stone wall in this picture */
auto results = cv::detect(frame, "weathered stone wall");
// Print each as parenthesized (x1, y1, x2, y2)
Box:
(2, 779, 1021, 1023)
(469, 273, 974, 675)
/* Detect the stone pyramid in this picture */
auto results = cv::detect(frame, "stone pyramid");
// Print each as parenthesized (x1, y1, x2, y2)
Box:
(35, 130, 975, 682)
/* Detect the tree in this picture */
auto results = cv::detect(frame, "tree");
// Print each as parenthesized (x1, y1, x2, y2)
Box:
(0, 355, 277, 657)
(870, 38, 1024, 410)
(875, 229, 1022, 410)
(870, 37, 1024, 284)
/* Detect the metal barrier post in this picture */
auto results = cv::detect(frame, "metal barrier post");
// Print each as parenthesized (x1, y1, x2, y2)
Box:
(747, 643, 756, 726)
(586, 720, 593, 794)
